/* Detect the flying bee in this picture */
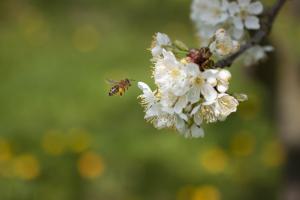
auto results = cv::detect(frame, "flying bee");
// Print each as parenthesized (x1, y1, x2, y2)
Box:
(106, 78, 133, 96)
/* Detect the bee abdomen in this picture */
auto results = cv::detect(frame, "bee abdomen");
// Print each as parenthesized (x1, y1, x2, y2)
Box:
(109, 86, 119, 96)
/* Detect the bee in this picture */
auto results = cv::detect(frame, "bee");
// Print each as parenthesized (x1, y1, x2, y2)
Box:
(106, 78, 133, 96)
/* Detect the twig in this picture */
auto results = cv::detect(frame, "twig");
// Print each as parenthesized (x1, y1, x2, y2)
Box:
(214, 0, 287, 68)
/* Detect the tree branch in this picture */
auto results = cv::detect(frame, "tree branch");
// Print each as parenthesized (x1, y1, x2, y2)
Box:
(214, 0, 287, 68)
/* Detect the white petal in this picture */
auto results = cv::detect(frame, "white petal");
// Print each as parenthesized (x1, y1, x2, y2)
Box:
(201, 83, 218, 102)
(138, 82, 151, 93)
(217, 84, 229, 93)
(221, 0, 229, 10)
(188, 86, 201, 104)
(187, 63, 200, 77)
(233, 17, 244, 30)
(174, 96, 188, 114)
(238, 0, 251, 7)
(263, 45, 274, 52)
(194, 112, 203, 126)
(207, 77, 217, 87)
(228, 2, 240, 16)
(245, 16, 260, 29)
(156, 32, 171, 45)
(231, 27, 244, 39)
(145, 104, 160, 119)
(209, 41, 217, 54)
(215, 28, 226, 39)
(178, 113, 188, 121)
(191, 105, 201, 115)
(202, 69, 218, 78)
(247, 1, 263, 15)
(151, 46, 162, 57)
(232, 40, 240, 52)
(217, 69, 231, 81)
(175, 117, 186, 133)
(162, 49, 177, 63)
(191, 124, 205, 138)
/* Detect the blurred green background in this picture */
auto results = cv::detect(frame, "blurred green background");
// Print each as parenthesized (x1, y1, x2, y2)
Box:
(0, 0, 298, 200)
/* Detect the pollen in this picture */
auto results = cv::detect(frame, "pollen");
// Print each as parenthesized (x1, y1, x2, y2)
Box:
(195, 77, 205, 86)
(216, 43, 231, 55)
(170, 68, 181, 78)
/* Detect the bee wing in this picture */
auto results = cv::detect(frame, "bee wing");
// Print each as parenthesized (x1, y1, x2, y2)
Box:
(106, 79, 119, 85)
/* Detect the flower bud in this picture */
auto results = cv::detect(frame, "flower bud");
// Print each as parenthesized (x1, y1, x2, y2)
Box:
(217, 69, 231, 81)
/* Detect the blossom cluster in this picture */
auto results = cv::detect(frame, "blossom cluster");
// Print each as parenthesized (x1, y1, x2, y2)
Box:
(138, 31, 247, 138)
(191, 0, 272, 66)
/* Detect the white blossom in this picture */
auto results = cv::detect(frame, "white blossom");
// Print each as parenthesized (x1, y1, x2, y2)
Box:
(209, 28, 240, 57)
(187, 63, 218, 103)
(138, 82, 176, 129)
(138, 31, 247, 138)
(216, 69, 231, 93)
(154, 50, 190, 96)
(228, 0, 263, 34)
(151, 33, 171, 58)
(191, 0, 271, 66)
(216, 93, 239, 120)
(199, 102, 220, 123)
(242, 45, 274, 66)
(137, 82, 161, 120)
(191, 0, 229, 26)
(191, 0, 230, 44)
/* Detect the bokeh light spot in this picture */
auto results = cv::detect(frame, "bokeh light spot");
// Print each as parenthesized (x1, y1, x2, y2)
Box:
(19, 9, 50, 46)
(200, 147, 228, 174)
(261, 139, 285, 167)
(77, 151, 104, 179)
(0, 138, 13, 161)
(192, 185, 221, 200)
(42, 130, 66, 156)
(13, 154, 40, 180)
(230, 131, 256, 157)
(72, 24, 100, 52)
(176, 185, 195, 200)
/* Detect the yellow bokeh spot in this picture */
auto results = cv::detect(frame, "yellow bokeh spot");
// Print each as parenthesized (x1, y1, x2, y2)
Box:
(261, 139, 285, 167)
(192, 185, 221, 200)
(0, 138, 13, 161)
(19, 9, 50, 46)
(72, 24, 100, 52)
(201, 147, 228, 174)
(176, 185, 195, 200)
(77, 151, 104, 179)
(13, 154, 40, 180)
(42, 130, 66, 156)
(68, 129, 91, 153)
(230, 131, 256, 157)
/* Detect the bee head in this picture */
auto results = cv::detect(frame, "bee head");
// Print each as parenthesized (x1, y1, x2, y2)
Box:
(125, 78, 131, 85)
